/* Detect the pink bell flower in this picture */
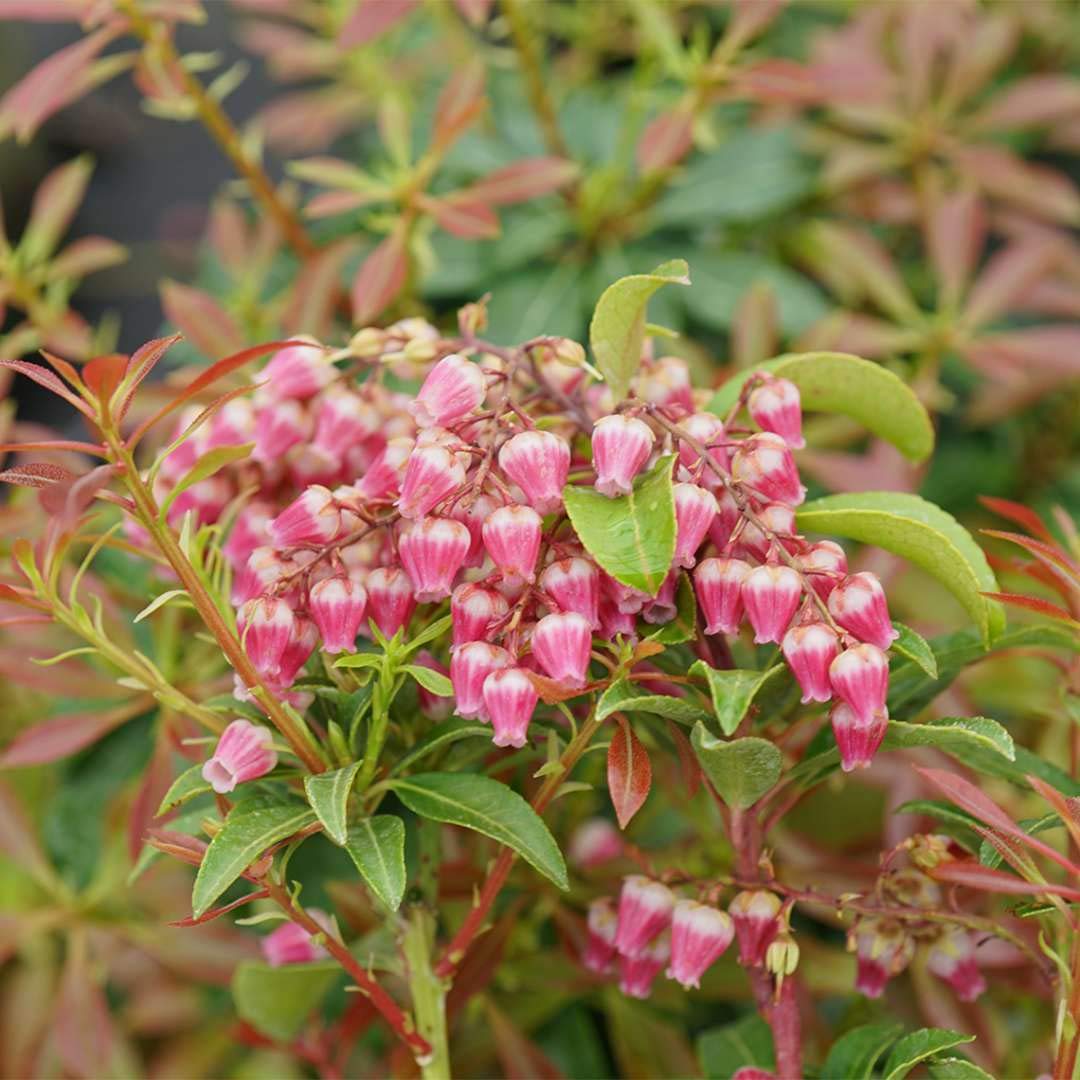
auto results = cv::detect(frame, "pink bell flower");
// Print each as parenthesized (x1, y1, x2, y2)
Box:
(497, 430, 570, 514)
(262, 341, 333, 400)
(531, 611, 592, 688)
(202, 719, 277, 794)
(852, 918, 913, 999)
(829, 643, 889, 724)
(399, 517, 471, 602)
(269, 485, 342, 548)
(830, 701, 889, 772)
(927, 928, 987, 1002)
(483, 504, 542, 584)
(540, 556, 601, 629)
(693, 557, 751, 636)
(482, 667, 538, 748)
(450, 584, 509, 649)
(748, 376, 804, 449)
(731, 432, 805, 506)
(728, 890, 781, 968)
(782, 622, 840, 703)
(673, 483, 718, 568)
(591, 415, 655, 497)
(618, 933, 670, 999)
(309, 576, 367, 654)
(742, 564, 803, 644)
(667, 899, 735, 989)
(798, 540, 848, 601)
(614, 876, 675, 958)
(450, 642, 513, 720)
(365, 566, 416, 639)
(828, 572, 899, 651)
(238, 596, 295, 681)
(397, 444, 466, 520)
(583, 896, 619, 974)
(409, 353, 487, 428)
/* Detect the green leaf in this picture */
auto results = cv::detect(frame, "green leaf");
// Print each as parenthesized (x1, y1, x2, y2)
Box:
(345, 815, 407, 910)
(388, 772, 568, 889)
(563, 454, 676, 595)
(928, 1057, 995, 1079)
(708, 352, 934, 463)
(697, 1013, 775, 1080)
(159, 443, 253, 521)
(654, 127, 812, 228)
(388, 717, 494, 776)
(232, 960, 339, 1041)
(404, 664, 453, 697)
(192, 798, 316, 917)
(596, 678, 711, 726)
(796, 492, 1004, 645)
(134, 588, 190, 624)
(881, 1029, 975, 1080)
(647, 572, 697, 644)
(821, 1022, 903, 1080)
(891, 623, 938, 679)
(691, 726, 782, 809)
(589, 260, 690, 403)
(894, 799, 982, 835)
(157, 763, 211, 815)
(681, 252, 827, 337)
(690, 662, 788, 737)
(789, 717, 1015, 790)
(303, 762, 361, 847)
(334, 652, 385, 670)
(979, 812, 1060, 870)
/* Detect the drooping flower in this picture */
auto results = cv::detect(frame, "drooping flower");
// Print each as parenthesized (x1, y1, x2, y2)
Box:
(850, 918, 914, 999)
(829, 643, 889, 724)
(531, 611, 592, 689)
(694, 557, 751, 635)
(667, 900, 735, 989)
(618, 933, 671, 999)
(927, 928, 987, 1002)
(399, 518, 471, 602)
(591, 414, 655, 497)
(748, 376, 804, 449)
(568, 819, 624, 869)
(409, 353, 486, 428)
(260, 909, 334, 966)
(450, 584, 509, 649)
(830, 701, 889, 772)
(308, 576, 367, 654)
(202, 719, 277, 793)
(728, 890, 781, 967)
(365, 566, 416, 638)
(450, 642, 513, 720)
(673, 483, 718, 569)
(483, 505, 542, 584)
(269, 485, 342, 548)
(397, 444, 466, 520)
(482, 667, 539, 747)
(742, 564, 803, 644)
(238, 596, 296, 681)
(540, 556, 601, 629)
(827, 572, 899, 651)
(731, 433, 805, 506)
(797, 540, 848, 601)
(782, 622, 840, 703)
(583, 897, 619, 974)
(615, 876, 675, 958)
(498, 430, 570, 514)
(262, 341, 333, 400)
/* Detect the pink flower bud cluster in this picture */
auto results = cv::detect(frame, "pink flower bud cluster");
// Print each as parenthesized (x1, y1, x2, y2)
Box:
(146, 331, 900, 772)
(848, 836, 986, 1002)
(583, 876, 735, 999)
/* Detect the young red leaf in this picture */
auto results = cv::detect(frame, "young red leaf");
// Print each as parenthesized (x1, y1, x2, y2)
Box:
(925, 190, 985, 308)
(734, 59, 821, 104)
(282, 240, 356, 339)
(47, 235, 127, 280)
(351, 231, 408, 326)
(452, 0, 493, 26)
(723, 0, 784, 51)
(167, 889, 270, 927)
(979, 496, 1055, 543)
(0, 778, 53, 885)
(128, 735, 174, 862)
(432, 63, 486, 150)
(0, 462, 77, 488)
(453, 157, 578, 206)
(636, 110, 695, 174)
(82, 352, 128, 408)
(421, 195, 500, 239)
(970, 75, 1080, 133)
(0, 707, 134, 768)
(52, 936, 116, 1077)
(961, 241, 1059, 330)
(0, 440, 104, 456)
(981, 530, 1080, 580)
(0, 359, 94, 417)
(1027, 775, 1080, 855)
(160, 280, 245, 359)
(38, 347, 85, 391)
(981, 591, 1079, 626)
(951, 144, 1080, 226)
(337, 0, 418, 47)
(929, 859, 1080, 901)
(115, 333, 183, 421)
(0, 583, 49, 611)
(608, 717, 652, 829)
(126, 339, 301, 448)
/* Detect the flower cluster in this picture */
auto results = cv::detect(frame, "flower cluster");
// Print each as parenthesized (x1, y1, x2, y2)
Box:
(849, 835, 987, 1003)
(157, 325, 899, 770)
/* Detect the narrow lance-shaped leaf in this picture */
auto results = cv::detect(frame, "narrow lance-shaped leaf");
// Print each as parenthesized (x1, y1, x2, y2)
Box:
(157, 764, 212, 815)
(304, 761, 361, 846)
(821, 1022, 904, 1080)
(345, 815, 407, 910)
(607, 717, 652, 829)
(589, 260, 690, 403)
(708, 352, 934, 463)
(159, 443, 253, 521)
(563, 454, 676, 596)
(388, 772, 568, 889)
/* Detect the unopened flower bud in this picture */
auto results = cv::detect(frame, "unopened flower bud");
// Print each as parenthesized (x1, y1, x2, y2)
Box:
(765, 932, 799, 980)
(828, 572, 899, 652)
(569, 819, 623, 869)
(451, 642, 512, 720)
(829, 643, 889, 724)
(348, 326, 387, 359)
(270, 485, 342, 548)
(541, 556, 601, 629)
(782, 622, 840, 703)
(731, 433, 805, 506)
(498, 430, 570, 514)
(482, 667, 538, 748)
(409, 353, 487, 429)
(742, 564, 803, 644)
(365, 566, 416, 638)
(618, 933, 670, 999)
(483, 505, 542, 584)
(583, 897, 619, 974)
(591, 415, 655, 497)
(261, 909, 333, 967)
(615, 876, 675, 958)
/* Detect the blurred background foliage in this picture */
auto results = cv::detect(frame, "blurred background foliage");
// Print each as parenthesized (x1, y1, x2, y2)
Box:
(0, 0, 1079, 1076)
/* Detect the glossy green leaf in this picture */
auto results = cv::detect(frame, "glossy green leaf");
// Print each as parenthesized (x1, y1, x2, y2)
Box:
(821, 1022, 903, 1080)
(790, 717, 1015, 790)
(708, 352, 934, 462)
(157, 763, 211, 815)
(891, 623, 938, 679)
(192, 798, 316, 917)
(691, 726, 781, 809)
(404, 664, 453, 697)
(597, 678, 711, 726)
(882, 1028, 975, 1080)
(697, 1013, 775, 1080)
(232, 960, 339, 1041)
(928, 1057, 995, 1079)
(589, 260, 690, 403)
(647, 572, 697, 644)
(345, 815, 407, 910)
(894, 799, 981, 836)
(388, 717, 493, 776)
(388, 772, 568, 889)
(796, 493, 1004, 644)
(691, 662, 788, 737)
(563, 454, 676, 595)
(303, 762, 361, 847)
(159, 443, 253, 521)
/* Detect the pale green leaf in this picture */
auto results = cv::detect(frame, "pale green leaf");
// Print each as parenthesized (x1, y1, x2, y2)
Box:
(404, 664, 453, 697)
(345, 815, 407, 910)
(928, 1057, 994, 1079)
(796, 492, 1004, 644)
(697, 1013, 775, 1080)
(597, 678, 711, 726)
(134, 588, 190, 624)
(157, 764, 212, 815)
(691, 662, 788, 737)
(192, 797, 316, 917)
(232, 960, 339, 1041)
(882, 1029, 975, 1080)
(708, 352, 933, 462)
(589, 260, 690, 402)
(159, 443, 254, 521)
(388, 772, 568, 889)
(821, 1022, 903, 1080)
(891, 622, 938, 679)
(303, 761, 361, 846)
(691, 726, 782, 809)
(563, 454, 676, 595)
